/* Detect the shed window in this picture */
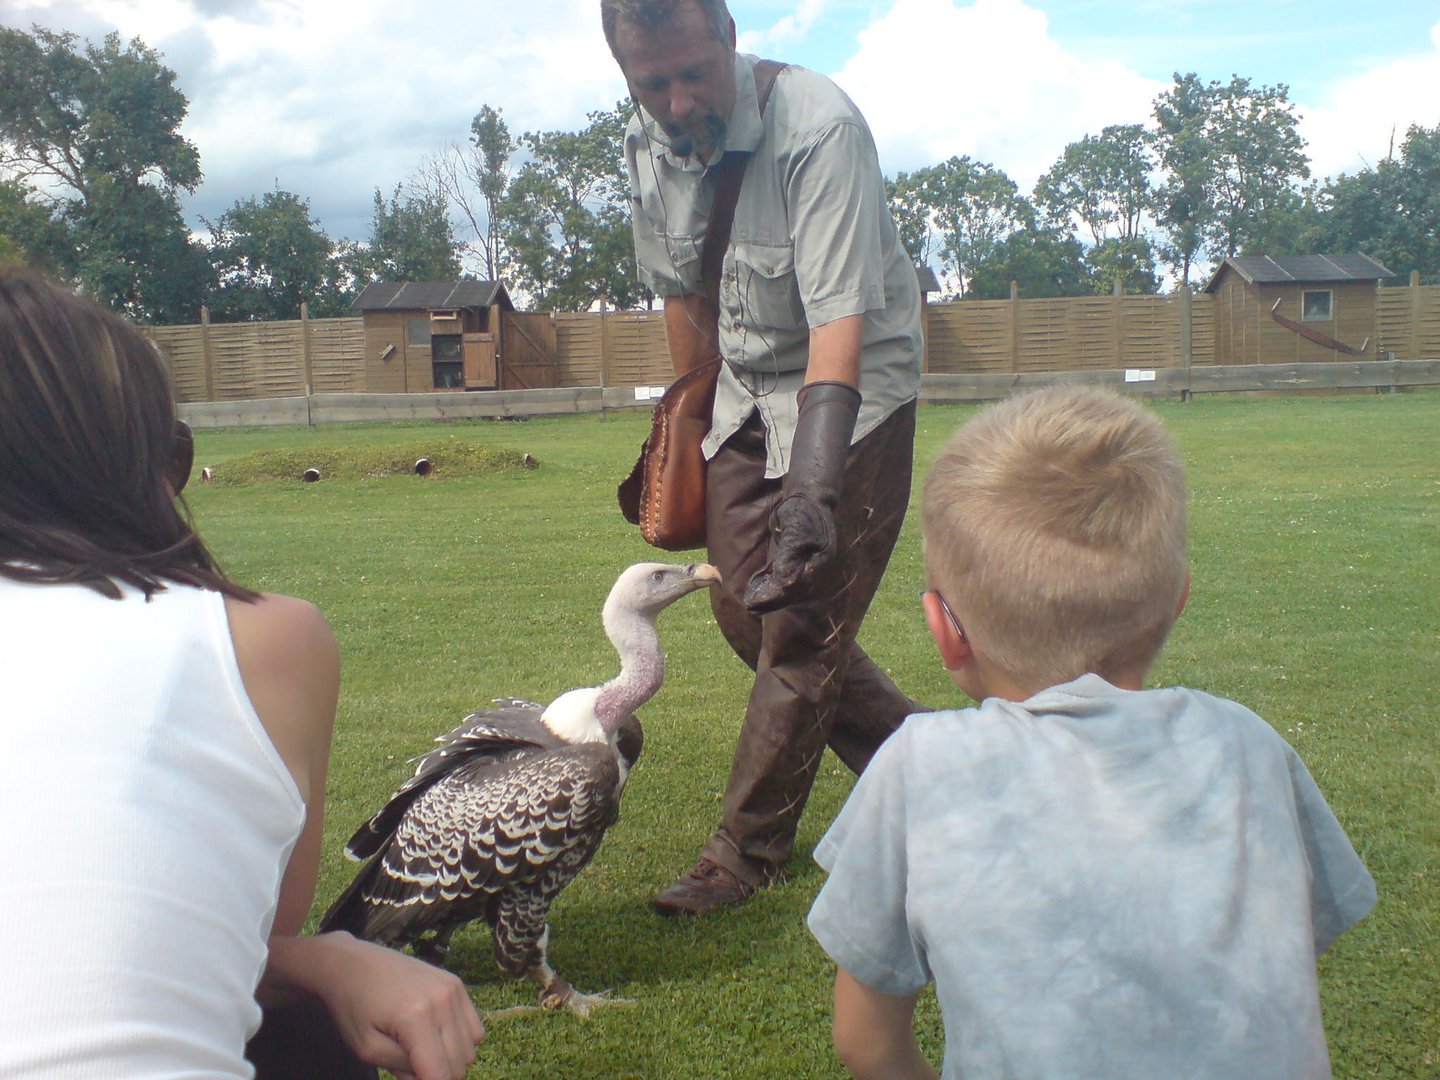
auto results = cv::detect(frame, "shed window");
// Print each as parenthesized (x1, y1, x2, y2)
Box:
(407, 316, 430, 345)
(1302, 290, 1333, 321)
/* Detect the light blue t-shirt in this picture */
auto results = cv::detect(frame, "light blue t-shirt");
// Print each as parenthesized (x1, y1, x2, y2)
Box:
(808, 675, 1376, 1080)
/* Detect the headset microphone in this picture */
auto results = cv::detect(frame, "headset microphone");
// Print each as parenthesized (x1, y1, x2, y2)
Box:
(661, 133, 693, 157)
(632, 96, 693, 157)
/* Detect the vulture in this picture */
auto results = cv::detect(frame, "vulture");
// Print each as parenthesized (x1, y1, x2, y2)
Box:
(319, 561, 721, 1016)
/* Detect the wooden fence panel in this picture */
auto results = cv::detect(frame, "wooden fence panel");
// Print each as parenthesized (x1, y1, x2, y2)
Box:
(602, 310, 670, 387)
(148, 325, 208, 402)
(1377, 282, 1440, 360)
(552, 312, 600, 386)
(310, 317, 366, 393)
(148, 282, 1429, 405)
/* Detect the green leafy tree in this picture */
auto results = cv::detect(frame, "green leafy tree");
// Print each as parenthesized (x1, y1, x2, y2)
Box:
(888, 157, 1033, 298)
(203, 190, 338, 322)
(1317, 123, 1440, 281)
(1035, 124, 1153, 246)
(886, 172, 939, 269)
(1150, 73, 1310, 284)
(1083, 236, 1161, 295)
(498, 101, 643, 310)
(966, 227, 1091, 300)
(0, 179, 71, 273)
(0, 26, 206, 320)
(361, 186, 462, 283)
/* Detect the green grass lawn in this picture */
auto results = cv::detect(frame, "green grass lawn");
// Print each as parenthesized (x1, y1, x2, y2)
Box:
(184, 390, 1439, 1079)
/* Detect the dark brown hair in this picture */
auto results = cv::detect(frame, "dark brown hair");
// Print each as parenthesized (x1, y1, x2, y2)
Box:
(0, 268, 257, 600)
(601, 0, 732, 62)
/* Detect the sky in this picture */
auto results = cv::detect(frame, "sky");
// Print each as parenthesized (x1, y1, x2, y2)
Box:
(4, 0, 1439, 246)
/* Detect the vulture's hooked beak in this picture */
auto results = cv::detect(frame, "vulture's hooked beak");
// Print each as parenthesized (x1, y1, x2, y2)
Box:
(687, 563, 723, 589)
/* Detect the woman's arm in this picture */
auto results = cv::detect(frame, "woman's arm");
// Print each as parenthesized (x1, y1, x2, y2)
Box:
(227, 594, 483, 1080)
(832, 967, 938, 1080)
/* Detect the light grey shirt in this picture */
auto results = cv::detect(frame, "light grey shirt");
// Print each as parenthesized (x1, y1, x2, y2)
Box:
(625, 54, 923, 478)
(808, 675, 1377, 1080)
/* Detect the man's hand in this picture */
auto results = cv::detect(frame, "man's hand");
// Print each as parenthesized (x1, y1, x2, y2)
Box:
(744, 380, 860, 615)
(743, 491, 836, 613)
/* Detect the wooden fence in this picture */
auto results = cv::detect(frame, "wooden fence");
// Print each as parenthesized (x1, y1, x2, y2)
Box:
(148, 281, 1440, 404)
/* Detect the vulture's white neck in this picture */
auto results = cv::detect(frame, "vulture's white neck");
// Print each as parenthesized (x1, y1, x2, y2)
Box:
(538, 601, 664, 745)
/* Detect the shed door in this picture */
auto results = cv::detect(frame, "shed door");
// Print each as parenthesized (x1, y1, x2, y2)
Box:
(463, 333, 497, 389)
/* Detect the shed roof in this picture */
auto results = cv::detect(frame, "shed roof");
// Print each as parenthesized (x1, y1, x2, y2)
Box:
(1203, 254, 1394, 292)
(351, 280, 508, 311)
(914, 264, 942, 293)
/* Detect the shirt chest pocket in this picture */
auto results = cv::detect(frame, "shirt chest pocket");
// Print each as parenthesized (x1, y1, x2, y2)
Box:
(728, 240, 806, 333)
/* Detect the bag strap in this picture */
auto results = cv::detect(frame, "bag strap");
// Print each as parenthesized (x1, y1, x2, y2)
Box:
(700, 59, 786, 307)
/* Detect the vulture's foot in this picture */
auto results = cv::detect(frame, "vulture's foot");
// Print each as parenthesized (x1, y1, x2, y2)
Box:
(412, 939, 452, 967)
(538, 977, 633, 1018)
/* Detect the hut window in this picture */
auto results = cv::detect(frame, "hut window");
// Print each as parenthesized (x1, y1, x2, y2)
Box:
(1301, 290, 1333, 321)
(407, 317, 430, 345)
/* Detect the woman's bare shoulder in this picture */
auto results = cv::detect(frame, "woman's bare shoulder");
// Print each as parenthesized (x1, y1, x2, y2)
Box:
(224, 592, 340, 790)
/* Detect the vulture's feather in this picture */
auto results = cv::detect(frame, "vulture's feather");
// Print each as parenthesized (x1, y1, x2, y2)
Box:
(319, 562, 720, 1015)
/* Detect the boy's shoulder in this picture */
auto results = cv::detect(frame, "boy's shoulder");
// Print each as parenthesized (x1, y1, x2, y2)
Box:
(891, 678, 1298, 782)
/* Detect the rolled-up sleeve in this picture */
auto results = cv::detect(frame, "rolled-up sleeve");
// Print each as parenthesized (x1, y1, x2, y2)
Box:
(787, 120, 890, 329)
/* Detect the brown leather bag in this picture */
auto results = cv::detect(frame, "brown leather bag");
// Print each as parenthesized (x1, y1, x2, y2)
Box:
(616, 354, 722, 549)
(617, 60, 785, 551)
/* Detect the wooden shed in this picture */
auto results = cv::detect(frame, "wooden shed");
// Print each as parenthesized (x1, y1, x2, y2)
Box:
(1203, 254, 1394, 365)
(351, 281, 517, 392)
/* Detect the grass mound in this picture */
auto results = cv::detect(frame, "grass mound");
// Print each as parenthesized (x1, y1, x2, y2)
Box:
(208, 442, 537, 484)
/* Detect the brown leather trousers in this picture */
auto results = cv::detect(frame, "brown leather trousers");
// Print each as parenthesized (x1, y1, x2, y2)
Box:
(700, 400, 921, 886)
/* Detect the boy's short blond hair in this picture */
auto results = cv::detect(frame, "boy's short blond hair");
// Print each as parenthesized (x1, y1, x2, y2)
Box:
(921, 386, 1189, 688)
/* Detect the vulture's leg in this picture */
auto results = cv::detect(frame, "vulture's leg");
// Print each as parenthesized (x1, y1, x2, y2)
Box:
(528, 929, 633, 1018)
(413, 926, 457, 966)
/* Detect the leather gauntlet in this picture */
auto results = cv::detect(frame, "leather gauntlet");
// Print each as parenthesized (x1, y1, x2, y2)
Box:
(743, 380, 861, 615)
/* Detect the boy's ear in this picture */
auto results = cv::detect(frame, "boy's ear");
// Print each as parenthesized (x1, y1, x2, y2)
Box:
(1177, 571, 1192, 619)
(923, 592, 971, 672)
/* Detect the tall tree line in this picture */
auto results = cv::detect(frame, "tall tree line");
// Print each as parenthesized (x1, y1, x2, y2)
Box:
(1, 26, 1436, 320)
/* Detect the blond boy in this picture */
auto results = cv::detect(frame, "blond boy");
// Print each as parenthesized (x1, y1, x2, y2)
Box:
(808, 386, 1375, 1079)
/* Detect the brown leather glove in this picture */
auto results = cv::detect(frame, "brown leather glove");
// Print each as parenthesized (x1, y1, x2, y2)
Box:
(743, 380, 860, 615)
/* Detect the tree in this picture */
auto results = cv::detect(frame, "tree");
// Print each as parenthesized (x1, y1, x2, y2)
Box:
(498, 102, 644, 310)
(1150, 73, 1310, 284)
(409, 105, 515, 281)
(1034, 124, 1153, 247)
(0, 179, 71, 273)
(204, 190, 338, 322)
(966, 227, 1091, 300)
(1318, 123, 1440, 282)
(1083, 236, 1160, 295)
(361, 186, 461, 283)
(888, 157, 1033, 298)
(0, 26, 206, 320)
(77, 176, 211, 321)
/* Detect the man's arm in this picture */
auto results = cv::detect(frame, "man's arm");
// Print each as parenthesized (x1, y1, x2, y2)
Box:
(832, 968, 938, 1080)
(663, 293, 722, 376)
(805, 312, 863, 387)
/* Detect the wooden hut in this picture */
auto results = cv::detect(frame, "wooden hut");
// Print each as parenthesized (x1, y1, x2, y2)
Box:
(351, 281, 516, 392)
(1203, 254, 1394, 365)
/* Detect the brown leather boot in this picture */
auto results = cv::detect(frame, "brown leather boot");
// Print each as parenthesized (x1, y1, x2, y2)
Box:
(653, 858, 759, 916)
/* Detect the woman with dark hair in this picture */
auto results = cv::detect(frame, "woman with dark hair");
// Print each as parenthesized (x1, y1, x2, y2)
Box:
(0, 269, 484, 1080)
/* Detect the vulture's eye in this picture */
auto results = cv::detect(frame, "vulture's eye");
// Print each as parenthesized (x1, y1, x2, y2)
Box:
(651, 569, 666, 583)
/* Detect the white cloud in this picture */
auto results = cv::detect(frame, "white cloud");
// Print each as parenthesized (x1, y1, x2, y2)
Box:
(1300, 18, 1440, 181)
(829, 0, 1164, 189)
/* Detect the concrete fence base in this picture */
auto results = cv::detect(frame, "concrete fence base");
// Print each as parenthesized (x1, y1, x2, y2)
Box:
(178, 360, 1440, 429)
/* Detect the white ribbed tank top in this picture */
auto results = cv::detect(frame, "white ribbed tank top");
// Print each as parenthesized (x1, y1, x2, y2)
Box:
(0, 578, 306, 1079)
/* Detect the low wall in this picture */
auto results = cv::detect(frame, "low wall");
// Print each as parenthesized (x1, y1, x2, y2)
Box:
(178, 359, 1440, 429)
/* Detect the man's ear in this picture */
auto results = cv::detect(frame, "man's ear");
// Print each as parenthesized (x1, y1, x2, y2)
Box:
(1177, 571, 1192, 619)
(923, 592, 971, 672)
